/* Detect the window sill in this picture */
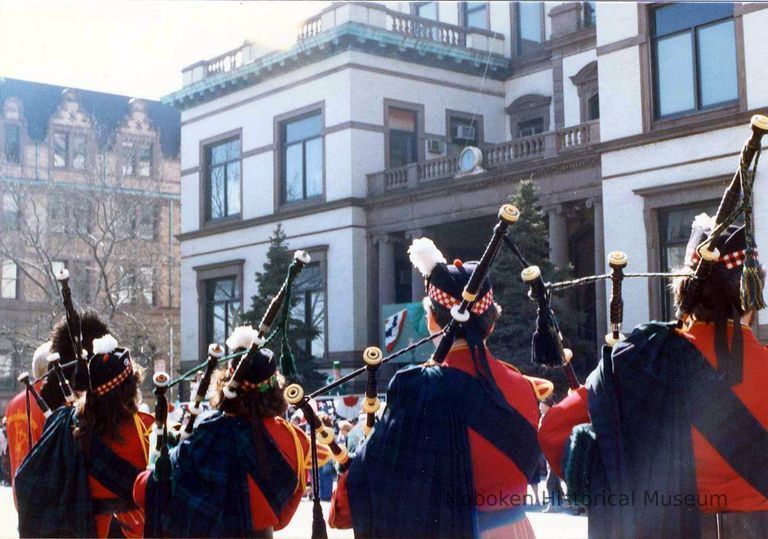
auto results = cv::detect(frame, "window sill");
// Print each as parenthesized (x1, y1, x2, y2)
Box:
(276, 196, 325, 214)
(201, 214, 242, 231)
(651, 103, 740, 133)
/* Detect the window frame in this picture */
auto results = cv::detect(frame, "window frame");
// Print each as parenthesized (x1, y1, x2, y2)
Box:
(513, 1, 545, 57)
(4, 123, 21, 164)
(199, 129, 243, 227)
(276, 106, 325, 207)
(647, 3, 742, 123)
(383, 99, 425, 169)
(0, 259, 18, 300)
(194, 259, 245, 357)
(460, 2, 490, 31)
(445, 110, 484, 155)
(52, 130, 69, 169)
(290, 246, 328, 361)
(412, 1, 438, 20)
(1, 192, 19, 231)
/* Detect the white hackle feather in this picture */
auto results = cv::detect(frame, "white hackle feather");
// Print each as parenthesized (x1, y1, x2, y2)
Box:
(408, 237, 447, 278)
(226, 325, 257, 351)
(692, 212, 714, 231)
(92, 334, 119, 355)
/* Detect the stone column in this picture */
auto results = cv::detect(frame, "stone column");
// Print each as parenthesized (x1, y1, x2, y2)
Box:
(548, 205, 569, 269)
(590, 197, 607, 346)
(376, 234, 396, 309)
(405, 229, 427, 302)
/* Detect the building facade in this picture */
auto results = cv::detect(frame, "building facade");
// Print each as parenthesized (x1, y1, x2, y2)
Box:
(167, 1, 767, 390)
(0, 78, 181, 406)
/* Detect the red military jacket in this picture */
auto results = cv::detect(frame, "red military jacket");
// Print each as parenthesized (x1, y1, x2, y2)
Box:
(538, 322, 768, 513)
(133, 415, 330, 532)
(331, 343, 550, 533)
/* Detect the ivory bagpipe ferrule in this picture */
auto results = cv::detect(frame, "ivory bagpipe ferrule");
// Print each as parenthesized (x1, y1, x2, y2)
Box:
(521, 265, 579, 390)
(606, 251, 628, 346)
(46, 352, 76, 404)
(181, 343, 224, 440)
(17, 372, 52, 418)
(432, 204, 520, 363)
(361, 347, 383, 437)
(677, 114, 768, 329)
(284, 383, 350, 471)
(224, 250, 311, 399)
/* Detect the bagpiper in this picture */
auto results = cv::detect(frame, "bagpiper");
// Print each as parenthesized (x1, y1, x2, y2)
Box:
(330, 238, 553, 538)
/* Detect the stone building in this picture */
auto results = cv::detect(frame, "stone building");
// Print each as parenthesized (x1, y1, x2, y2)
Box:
(166, 1, 603, 388)
(0, 78, 181, 406)
(166, 1, 768, 391)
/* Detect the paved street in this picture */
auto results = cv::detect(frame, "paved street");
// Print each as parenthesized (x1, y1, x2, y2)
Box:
(0, 487, 586, 538)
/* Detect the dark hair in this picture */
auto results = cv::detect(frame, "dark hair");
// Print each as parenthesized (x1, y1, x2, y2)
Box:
(73, 366, 144, 452)
(671, 265, 759, 322)
(212, 369, 287, 419)
(42, 311, 110, 409)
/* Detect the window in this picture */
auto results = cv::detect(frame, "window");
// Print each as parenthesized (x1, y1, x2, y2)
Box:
(517, 118, 544, 137)
(205, 137, 241, 221)
(4, 124, 20, 164)
(588, 94, 600, 120)
(134, 204, 156, 240)
(1, 260, 17, 299)
(72, 134, 87, 170)
(462, 2, 488, 30)
(121, 142, 135, 176)
(658, 202, 717, 318)
(69, 262, 91, 303)
(516, 2, 543, 56)
(414, 2, 437, 20)
(291, 263, 325, 359)
(281, 112, 323, 204)
(139, 267, 154, 305)
(652, 3, 736, 119)
(388, 108, 418, 168)
(447, 115, 480, 155)
(138, 144, 153, 177)
(1, 193, 19, 230)
(204, 276, 240, 350)
(583, 2, 596, 28)
(48, 203, 66, 233)
(53, 131, 68, 168)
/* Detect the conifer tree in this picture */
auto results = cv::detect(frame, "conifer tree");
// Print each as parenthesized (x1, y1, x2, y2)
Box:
(241, 225, 325, 390)
(488, 180, 590, 398)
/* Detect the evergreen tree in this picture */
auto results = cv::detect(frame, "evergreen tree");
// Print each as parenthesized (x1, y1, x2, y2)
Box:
(488, 180, 590, 399)
(241, 225, 325, 390)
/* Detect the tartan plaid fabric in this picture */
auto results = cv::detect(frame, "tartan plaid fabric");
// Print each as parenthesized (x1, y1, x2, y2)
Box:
(91, 364, 132, 396)
(689, 248, 757, 270)
(427, 283, 494, 316)
(148, 412, 298, 538)
(15, 408, 96, 538)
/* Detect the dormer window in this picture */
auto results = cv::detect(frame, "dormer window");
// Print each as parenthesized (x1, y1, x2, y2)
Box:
(121, 140, 153, 177)
(72, 134, 87, 170)
(4, 124, 20, 164)
(53, 131, 68, 168)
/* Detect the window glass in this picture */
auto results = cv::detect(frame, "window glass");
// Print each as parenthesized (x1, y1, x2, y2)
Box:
(388, 108, 416, 132)
(140, 267, 154, 305)
(588, 93, 600, 121)
(697, 20, 737, 108)
(416, 2, 437, 20)
(4, 124, 20, 164)
(53, 131, 68, 168)
(450, 117, 478, 147)
(583, 1, 596, 28)
(658, 202, 718, 318)
(138, 144, 153, 177)
(517, 118, 544, 137)
(205, 138, 240, 221)
(2, 193, 19, 230)
(464, 2, 488, 30)
(136, 205, 155, 240)
(281, 112, 322, 204)
(655, 33, 695, 117)
(205, 276, 240, 349)
(121, 141, 135, 176)
(72, 134, 86, 170)
(652, 3, 736, 119)
(388, 108, 418, 167)
(292, 263, 325, 359)
(517, 2, 543, 56)
(1, 260, 17, 299)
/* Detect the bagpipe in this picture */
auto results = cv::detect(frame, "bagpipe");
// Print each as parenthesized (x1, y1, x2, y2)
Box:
(54, 267, 89, 391)
(677, 114, 768, 328)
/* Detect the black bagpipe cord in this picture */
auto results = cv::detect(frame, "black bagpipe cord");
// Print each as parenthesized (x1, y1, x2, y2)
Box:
(25, 386, 32, 453)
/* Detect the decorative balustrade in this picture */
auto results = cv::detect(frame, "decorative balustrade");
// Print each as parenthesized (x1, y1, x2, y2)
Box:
(388, 11, 467, 47)
(297, 14, 323, 41)
(206, 48, 244, 78)
(368, 122, 598, 195)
